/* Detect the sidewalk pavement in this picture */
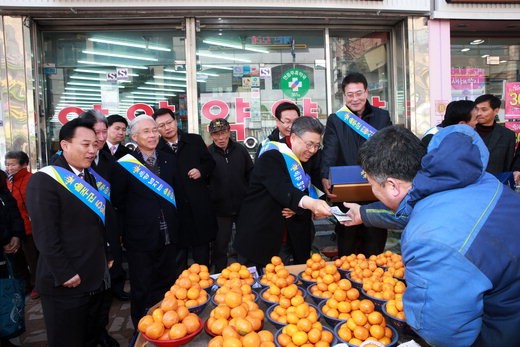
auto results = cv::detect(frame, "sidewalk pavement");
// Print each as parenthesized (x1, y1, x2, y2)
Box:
(18, 282, 135, 347)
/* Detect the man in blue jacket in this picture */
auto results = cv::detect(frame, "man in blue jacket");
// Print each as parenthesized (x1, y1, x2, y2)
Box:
(354, 124, 520, 347)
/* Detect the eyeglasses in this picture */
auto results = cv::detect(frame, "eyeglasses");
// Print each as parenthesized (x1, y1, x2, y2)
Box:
(277, 118, 295, 127)
(157, 119, 176, 130)
(345, 90, 366, 99)
(139, 128, 159, 135)
(296, 134, 322, 151)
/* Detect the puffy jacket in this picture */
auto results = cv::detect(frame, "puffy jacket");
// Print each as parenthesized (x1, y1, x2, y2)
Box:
(7, 169, 32, 235)
(398, 125, 520, 347)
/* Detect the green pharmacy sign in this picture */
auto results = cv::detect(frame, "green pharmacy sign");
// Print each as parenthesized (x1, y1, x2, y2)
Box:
(280, 68, 310, 99)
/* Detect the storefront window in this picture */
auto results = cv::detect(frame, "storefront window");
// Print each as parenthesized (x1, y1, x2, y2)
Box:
(451, 36, 520, 103)
(41, 30, 185, 154)
(196, 29, 326, 154)
(329, 30, 391, 115)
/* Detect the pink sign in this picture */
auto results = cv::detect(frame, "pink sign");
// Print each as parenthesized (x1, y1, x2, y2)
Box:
(505, 82, 520, 118)
(451, 68, 485, 90)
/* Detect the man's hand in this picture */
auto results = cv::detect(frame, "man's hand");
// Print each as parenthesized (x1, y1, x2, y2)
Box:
(340, 202, 363, 226)
(63, 274, 81, 288)
(514, 171, 520, 185)
(187, 168, 201, 180)
(321, 178, 337, 199)
(3, 236, 21, 254)
(108, 260, 114, 269)
(301, 197, 332, 219)
(281, 208, 296, 219)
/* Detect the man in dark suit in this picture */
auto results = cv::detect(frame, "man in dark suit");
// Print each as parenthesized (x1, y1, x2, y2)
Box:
(255, 102, 323, 265)
(78, 110, 127, 347)
(235, 117, 332, 269)
(474, 94, 517, 176)
(321, 72, 392, 257)
(152, 108, 217, 268)
(26, 118, 111, 347)
(103, 114, 132, 160)
(111, 115, 182, 328)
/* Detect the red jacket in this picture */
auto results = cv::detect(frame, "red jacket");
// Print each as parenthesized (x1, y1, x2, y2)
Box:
(7, 169, 32, 235)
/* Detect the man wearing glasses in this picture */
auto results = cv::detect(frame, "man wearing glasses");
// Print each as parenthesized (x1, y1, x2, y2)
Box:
(111, 116, 181, 328)
(152, 108, 217, 270)
(235, 117, 332, 270)
(255, 102, 300, 158)
(321, 72, 392, 257)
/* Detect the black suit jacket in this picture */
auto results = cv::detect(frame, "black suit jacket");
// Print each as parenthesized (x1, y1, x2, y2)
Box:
(480, 123, 516, 175)
(235, 149, 310, 266)
(156, 131, 217, 247)
(111, 149, 179, 252)
(26, 156, 108, 295)
(102, 142, 132, 160)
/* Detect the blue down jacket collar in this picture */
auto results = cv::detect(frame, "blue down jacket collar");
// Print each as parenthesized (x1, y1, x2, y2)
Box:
(396, 124, 489, 217)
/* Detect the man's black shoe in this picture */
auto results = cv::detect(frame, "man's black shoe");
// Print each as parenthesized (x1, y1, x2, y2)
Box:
(112, 290, 130, 301)
(99, 330, 119, 347)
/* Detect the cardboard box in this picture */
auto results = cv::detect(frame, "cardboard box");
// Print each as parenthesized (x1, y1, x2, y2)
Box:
(329, 165, 376, 203)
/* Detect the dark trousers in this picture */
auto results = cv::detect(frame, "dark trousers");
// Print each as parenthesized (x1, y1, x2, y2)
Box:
(21, 234, 38, 289)
(107, 220, 127, 296)
(335, 223, 388, 257)
(236, 254, 264, 276)
(212, 216, 237, 273)
(127, 244, 185, 328)
(98, 289, 113, 332)
(40, 290, 104, 347)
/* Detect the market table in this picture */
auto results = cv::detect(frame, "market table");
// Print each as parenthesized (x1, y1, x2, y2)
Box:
(134, 264, 429, 347)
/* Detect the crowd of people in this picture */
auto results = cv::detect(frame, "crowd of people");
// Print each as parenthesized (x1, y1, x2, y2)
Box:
(1, 71, 520, 347)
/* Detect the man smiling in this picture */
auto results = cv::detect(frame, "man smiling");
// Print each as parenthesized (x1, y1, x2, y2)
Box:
(235, 117, 332, 269)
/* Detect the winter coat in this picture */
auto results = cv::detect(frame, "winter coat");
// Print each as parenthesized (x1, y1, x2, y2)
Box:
(208, 140, 253, 217)
(398, 125, 520, 347)
(7, 169, 32, 235)
(156, 131, 217, 247)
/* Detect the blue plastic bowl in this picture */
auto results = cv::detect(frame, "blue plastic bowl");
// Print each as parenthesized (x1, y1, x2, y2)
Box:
(187, 297, 209, 315)
(381, 302, 417, 337)
(317, 300, 348, 328)
(345, 272, 363, 290)
(334, 321, 399, 347)
(337, 267, 351, 279)
(306, 284, 329, 304)
(297, 271, 317, 288)
(265, 304, 287, 330)
(360, 289, 387, 312)
(274, 325, 337, 347)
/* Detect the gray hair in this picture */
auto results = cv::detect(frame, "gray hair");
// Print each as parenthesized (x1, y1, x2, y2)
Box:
(290, 116, 324, 137)
(129, 115, 156, 135)
(78, 109, 108, 126)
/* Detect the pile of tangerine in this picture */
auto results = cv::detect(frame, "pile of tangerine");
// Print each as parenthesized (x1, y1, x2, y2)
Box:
(336, 299, 394, 346)
(138, 296, 201, 341)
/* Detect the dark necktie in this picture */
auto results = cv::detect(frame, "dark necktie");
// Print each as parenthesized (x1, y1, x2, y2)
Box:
(171, 143, 178, 153)
(7, 174, 13, 182)
(78, 172, 84, 180)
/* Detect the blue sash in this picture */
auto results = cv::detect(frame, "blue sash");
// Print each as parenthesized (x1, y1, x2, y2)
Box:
(117, 154, 176, 207)
(259, 140, 322, 198)
(88, 168, 111, 201)
(335, 105, 378, 140)
(40, 166, 106, 224)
